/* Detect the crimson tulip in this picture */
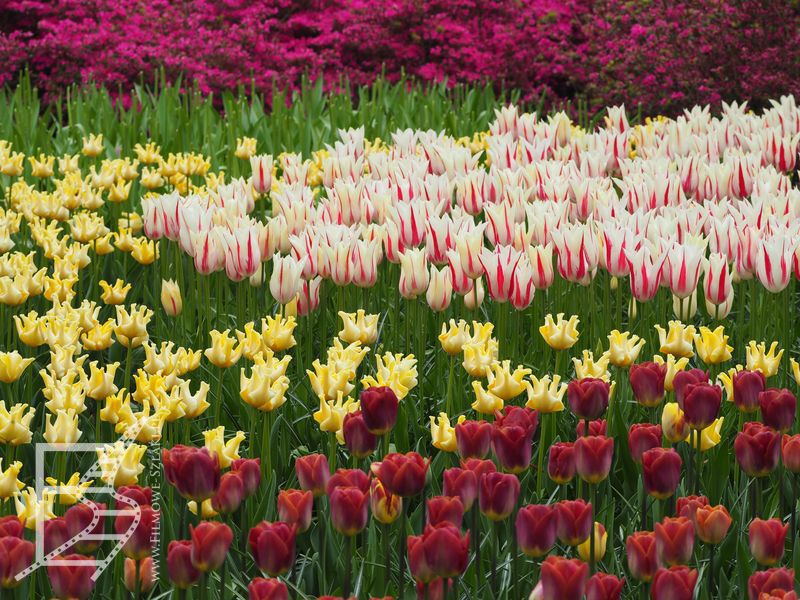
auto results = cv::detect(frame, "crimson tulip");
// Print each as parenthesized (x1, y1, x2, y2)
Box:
(760, 388, 796, 432)
(576, 419, 607, 437)
(359, 386, 399, 434)
(515, 504, 557, 557)
(681, 382, 721, 430)
(629, 361, 667, 407)
(782, 434, 800, 472)
(478, 472, 520, 521)
(585, 572, 625, 600)
(650, 566, 698, 600)
(167, 540, 200, 589)
(548, 442, 576, 484)
(491, 406, 538, 473)
(628, 423, 663, 463)
(407, 523, 469, 583)
(460, 458, 497, 482)
(626, 531, 660, 582)
(568, 378, 610, 420)
(190, 521, 233, 572)
(117, 485, 152, 507)
(556, 499, 593, 545)
(748, 568, 795, 600)
(574, 435, 614, 484)
(248, 576, 290, 600)
(375, 452, 429, 497)
(455, 419, 492, 459)
(232, 458, 262, 496)
(673, 369, 708, 408)
(47, 554, 96, 600)
(114, 503, 159, 559)
(343, 411, 378, 457)
(442, 467, 478, 511)
(655, 517, 694, 566)
(541, 555, 589, 600)
(675, 495, 709, 526)
(65, 501, 105, 554)
(211, 470, 246, 514)
(295, 454, 331, 496)
(327, 469, 370, 495)
(329, 486, 369, 536)
(749, 518, 788, 566)
(249, 521, 297, 576)
(0, 536, 33, 589)
(733, 370, 766, 412)
(0, 516, 22, 539)
(277, 489, 313, 532)
(44, 517, 70, 555)
(642, 448, 682, 499)
(426, 496, 464, 528)
(735, 422, 781, 477)
(162, 445, 220, 502)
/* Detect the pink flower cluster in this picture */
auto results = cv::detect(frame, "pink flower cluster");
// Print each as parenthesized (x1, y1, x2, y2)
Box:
(0, 0, 798, 114)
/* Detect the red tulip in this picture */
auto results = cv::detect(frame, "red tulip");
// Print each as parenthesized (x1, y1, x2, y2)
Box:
(249, 521, 296, 576)
(427, 496, 464, 528)
(650, 566, 698, 600)
(585, 572, 625, 600)
(759, 589, 798, 599)
(211, 471, 246, 514)
(478, 472, 520, 521)
(460, 458, 497, 482)
(734, 370, 766, 412)
(123, 557, 155, 594)
(576, 419, 607, 437)
(65, 501, 105, 554)
(116, 485, 152, 507)
(295, 454, 331, 497)
(0, 516, 22, 539)
(44, 517, 70, 556)
(749, 518, 788, 566)
(327, 469, 370, 495)
(694, 505, 732, 544)
(736, 422, 781, 477)
(675, 495, 709, 526)
(407, 523, 469, 583)
(190, 521, 233, 572)
(47, 554, 96, 600)
(343, 411, 378, 457)
(515, 504, 557, 557)
(492, 406, 537, 473)
(232, 458, 262, 496)
(642, 448, 682, 499)
(673, 369, 708, 409)
(629, 362, 667, 407)
(167, 540, 200, 589)
(556, 499, 593, 545)
(415, 578, 450, 600)
(548, 442, 576, 484)
(162, 445, 220, 502)
(329, 486, 369, 536)
(277, 489, 313, 532)
(370, 478, 402, 524)
(375, 452, 429, 497)
(455, 419, 492, 459)
(541, 555, 589, 600)
(0, 536, 33, 588)
(248, 576, 290, 600)
(359, 386, 399, 435)
(748, 568, 795, 600)
(655, 517, 694, 566)
(681, 382, 721, 430)
(114, 503, 159, 559)
(568, 378, 610, 420)
(626, 531, 660, 582)
(574, 435, 614, 484)
(782, 434, 800, 473)
(760, 388, 797, 432)
(442, 467, 478, 511)
(628, 423, 663, 463)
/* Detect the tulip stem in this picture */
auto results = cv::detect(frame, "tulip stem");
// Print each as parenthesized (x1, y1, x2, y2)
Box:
(399, 507, 407, 600)
(219, 554, 227, 598)
(640, 478, 648, 530)
(344, 534, 354, 598)
(491, 521, 500, 597)
(383, 523, 392, 596)
(792, 475, 798, 549)
(708, 542, 716, 597)
(589, 483, 596, 575)
(694, 429, 702, 495)
(134, 558, 141, 600)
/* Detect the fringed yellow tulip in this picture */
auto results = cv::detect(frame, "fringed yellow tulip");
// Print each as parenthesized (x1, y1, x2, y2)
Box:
(240, 362, 290, 412)
(694, 326, 733, 365)
(314, 391, 359, 443)
(97, 441, 146, 487)
(82, 133, 104, 157)
(261, 315, 297, 352)
(0, 459, 24, 499)
(115, 402, 169, 443)
(46, 472, 93, 505)
(44, 409, 82, 445)
(525, 374, 567, 413)
(81, 319, 115, 351)
(685, 417, 724, 451)
(13, 312, 46, 347)
(29, 154, 55, 178)
(654, 321, 695, 358)
(327, 339, 369, 373)
(361, 352, 418, 400)
(791, 358, 800, 386)
(100, 390, 135, 426)
(607, 330, 645, 368)
(308, 359, 356, 401)
(338, 309, 379, 345)
(653, 354, 691, 392)
(130, 238, 158, 264)
(0, 350, 34, 383)
(15, 488, 56, 530)
(486, 360, 531, 401)
(175, 379, 211, 418)
(235, 136, 257, 159)
(573, 350, 611, 381)
(114, 304, 154, 348)
(204, 426, 245, 468)
(429, 413, 466, 452)
(539, 313, 580, 350)
(99, 279, 132, 305)
(471, 380, 504, 414)
(438, 319, 470, 355)
(238, 322, 265, 361)
(746, 341, 783, 378)
(462, 340, 498, 378)
(0, 401, 36, 445)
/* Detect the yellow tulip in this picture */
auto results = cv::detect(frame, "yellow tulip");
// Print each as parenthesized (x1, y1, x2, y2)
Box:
(717, 365, 744, 403)
(487, 360, 531, 401)
(108, 180, 132, 203)
(203, 426, 246, 468)
(97, 441, 146, 487)
(130, 238, 158, 265)
(572, 350, 612, 381)
(429, 413, 466, 452)
(15, 488, 56, 530)
(694, 326, 733, 365)
(240, 362, 290, 412)
(85, 361, 120, 401)
(238, 322, 265, 361)
(307, 359, 355, 401)
(791, 358, 800, 386)
(58, 154, 80, 174)
(653, 354, 691, 392)
(235, 137, 257, 160)
(0, 350, 34, 383)
(746, 341, 783, 378)
(462, 340, 498, 378)
(313, 391, 359, 443)
(13, 312, 46, 347)
(261, 314, 297, 352)
(174, 379, 211, 418)
(438, 319, 470, 355)
(338, 309, 379, 346)
(0, 401, 36, 445)
(100, 279, 132, 305)
(42, 370, 87, 415)
(114, 304, 153, 348)
(82, 133, 104, 157)
(134, 141, 162, 164)
(539, 313, 580, 350)
(326, 339, 369, 373)
(44, 409, 82, 445)
(46, 472, 93, 505)
(361, 353, 418, 400)
(577, 522, 607, 561)
(47, 345, 87, 379)
(204, 329, 244, 368)
(0, 275, 31, 305)
(100, 389, 135, 425)
(468, 321, 495, 345)
(0, 151, 24, 176)
(115, 402, 169, 443)
(685, 417, 724, 451)
(81, 319, 116, 351)
(175, 347, 203, 375)
(160, 278, 183, 317)
(471, 380, 504, 415)
(0, 459, 24, 499)
(525, 374, 567, 413)
(662, 402, 690, 443)
(654, 321, 695, 358)
(29, 154, 55, 178)
(607, 330, 645, 368)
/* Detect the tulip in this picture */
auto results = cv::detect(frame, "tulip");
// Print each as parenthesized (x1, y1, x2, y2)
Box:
(492, 407, 537, 473)
(47, 554, 96, 600)
(442, 468, 478, 511)
(650, 566, 698, 600)
(65, 501, 105, 554)
(343, 411, 378, 457)
(628, 424, 663, 463)
(327, 469, 370, 495)
(782, 435, 800, 473)
(359, 386, 399, 435)
(295, 454, 330, 497)
(269, 253, 305, 305)
(0, 515, 23, 539)
(455, 419, 492, 459)
(427, 496, 464, 528)
(661, 402, 690, 443)
(733, 370, 767, 412)
(515, 504, 557, 557)
(232, 458, 262, 497)
(576, 419, 607, 437)
(749, 518, 788, 566)
(162, 445, 221, 502)
(540, 556, 589, 600)
(694, 505, 732, 544)
(123, 557, 156, 594)
(478, 472, 520, 521)
(629, 362, 667, 407)
(408, 523, 470, 583)
(746, 341, 784, 378)
(548, 442, 576, 484)
(250, 154, 273, 194)
(655, 517, 694, 566)
(577, 521, 607, 562)
(574, 435, 614, 484)
(43, 517, 70, 555)
(114, 503, 158, 559)
(375, 452, 429, 497)
(277, 489, 313, 533)
(370, 478, 402, 524)
(539, 313, 580, 350)
(0, 351, 34, 384)
(655, 321, 696, 358)
(249, 577, 289, 600)
(585, 572, 624, 600)
(626, 531, 660, 582)
(642, 448, 682, 499)
(329, 486, 369, 536)
(160, 278, 182, 316)
(756, 233, 794, 294)
(399, 248, 430, 299)
(676, 495, 709, 526)
(748, 568, 795, 600)
(0, 536, 33, 588)
(167, 539, 200, 589)
(626, 245, 666, 302)
(760, 388, 796, 432)
(249, 521, 296, 576)
(681, 382, 721, 430)
(568, 378, 610, 421)
(190, 521, 233, 572)
(735, 422, 781, 477)
(556, 499, 593, 545)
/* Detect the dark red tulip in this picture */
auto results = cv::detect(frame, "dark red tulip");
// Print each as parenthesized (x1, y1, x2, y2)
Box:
(642, 448, 682, 499)
(492, 406, 537, 473)
(162, 445, 220, 502)
(548, 442, 576, 484)
(190, 521, 233, 572)
(760, 388, 797, 432)
(655, 517, 694, 566)
(248, 576, 290, 600)
(329, 486, 369, 536)
(249, 521, 297, 576)
(415, 578, 450, 600)
(576, 419, 607, 437)
(407, 523, 469, 583)
(211, 470, 246, 514)
(0, 536, 33, 588)
(44, 517, 70, 555)
(455, 419, 492, 459)
(47, 554, 96, 600)
(629, 362, 667, 407)
(65, 501, 105, 554)
(673, 369, 708, 409)
(167, 540, 200, 589)
(426, 496, 464, 528)
(782, 434, 800, 472)
(442, 467, 478, 511)
(681, 382, 721, 430)
(375, 452, 429, 497)
(650, 566, 698, 600)
(232, 458, 262, 496)
(343, 411, 378, 457)
(556, 499, 593, 545)
(675, 495, 709, 526)
(326, 468, 370, 495)
(626, 531, 660, 582)
(295, 454, 331, 497)
(574, 435, 614, 484)
(0, 516, 22, 539)
(758, 589, 797, 599)
(749, 518, 788, 566)
(568, 378, 610, 420)
(359, 386, 399, 434)
(541, 555, 589, 600)
(478, 472, 520, 521)
(735, 422, 781, 477)
(733, 370, 767, 412)
(277, 489, 313, 533)
(628, 423, 663, 464)
(748, 568, 795, 600)
(116, 485, 152, 507)
(585, 572, 625, 600)
(694, 505, 732, 544)
(460, 458, 497, 482)
(515, 504, 557, 557)
(114, 504, 159, 559)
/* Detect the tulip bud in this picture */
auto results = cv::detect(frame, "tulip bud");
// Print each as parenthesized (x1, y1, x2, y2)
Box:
(681, 382, 721, 430)
(585, 572, 624, 600)
(735, 422, 781, 477)
(733, 370, 766, 412)
(114, 503, 159, 559)
(694, 505, 732, 544)
(162, 445, 221, 502)
(277, 489, 313, 533)
(248, 576, 289, 600)
(375, 452, 429, 497)
(0, 536, 33, 589)
(626, 531, 660, 582)
(342, 411, 378, 458)
(330, 486, 369, 536)
(760, 388, 796, 432)
(556, 499, 593, 545)
(655, 517, 694, 566)
(295, 454, 331, 497)
(190, 521, 233, 572)
(642, 448, 682, 500)
(567, 378, 610, 420)
(782, 434, 800, 473)
(628, 423, 663, 463)
(359, 387, 399, 435)
(747, 568, 795, 600)
(577, 522, 607, 562)
(650, 566, 698, 600)
(548, 442, 576, 484)
(478, 472, 520, 521)
(629, 362, 667, 407)
(407, 523, 470, 583)
(123, 557, 156, 594)
(515, 504, 557, 557)
(249, 521, 296, 576)
(160, 279, 182, 316)
(427, 496, 464, 528)
(442, 467, 478, 512)
(232, 458, 262, 497)
(65, 501, 105, 554)
(167, 540, 200, 589)
(574, 435, 614, 484)
(540, 555, 589, 600)
(370, 478, 402, 524)
(749, 518, 788, 566)
(47, 554, 96, 600)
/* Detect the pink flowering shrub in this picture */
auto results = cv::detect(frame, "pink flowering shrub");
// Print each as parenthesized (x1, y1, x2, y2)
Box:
(0, 0, 798, 114)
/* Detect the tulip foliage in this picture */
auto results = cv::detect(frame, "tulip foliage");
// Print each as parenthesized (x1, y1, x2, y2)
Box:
(3, 85, 800, 600)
